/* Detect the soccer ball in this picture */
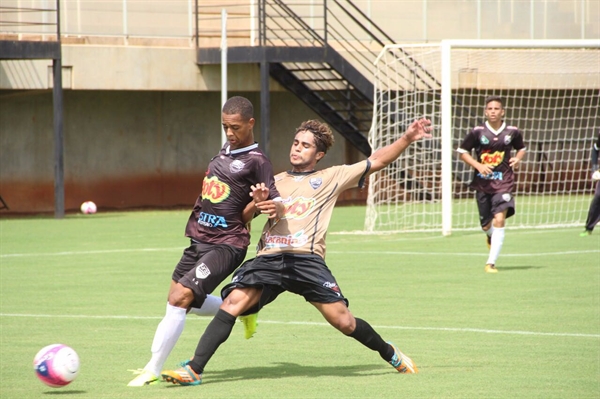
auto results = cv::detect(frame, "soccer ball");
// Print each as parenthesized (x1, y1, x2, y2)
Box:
(33, 344, 80, 388)
(80, 201, 97, 214)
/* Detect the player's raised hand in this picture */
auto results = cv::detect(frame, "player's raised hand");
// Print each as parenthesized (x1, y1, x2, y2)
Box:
(249, 183, 270, 202)
(404, 118, 433, 142)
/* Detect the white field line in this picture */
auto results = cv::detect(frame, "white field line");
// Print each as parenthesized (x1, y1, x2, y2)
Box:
(1, 248, 598, 258)
(328, 250, 600, 257)
(0, 313, 597, 338)
(0, 247, 183, 258)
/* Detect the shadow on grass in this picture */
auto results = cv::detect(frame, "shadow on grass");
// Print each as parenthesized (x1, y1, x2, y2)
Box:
(498, 265, 543, 271)
(164, 362, 389, 388)
(43, 390, 87, 395)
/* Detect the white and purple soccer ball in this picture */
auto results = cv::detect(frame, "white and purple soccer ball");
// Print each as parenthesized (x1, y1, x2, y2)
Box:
(33, 344, 80, 388)
(80, 201, 97, 214)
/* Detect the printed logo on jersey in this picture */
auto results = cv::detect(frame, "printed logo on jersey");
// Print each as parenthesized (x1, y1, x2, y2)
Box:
(480, 136, 490, 145)
(282, 196, 316, 220)
(229, 160, 245, 173)
(263, 230, 308, 249)
(502, 193, 512, 202)
(197, 211, 228, 228)
(504, 135, 512, 145)
(202, 175, 231, 203)
(309, 177, 322, 189)
(479, 150, 504, 167)
(323, 281, 341, 296)
(477, 171, 503, 181)
(195, 263, 211, 279)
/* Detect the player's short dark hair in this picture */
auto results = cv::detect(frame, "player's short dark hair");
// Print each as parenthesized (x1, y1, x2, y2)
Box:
(222, 96, 254, 121)
(485, 95, 504, 108)
(296, 120, 335, 154)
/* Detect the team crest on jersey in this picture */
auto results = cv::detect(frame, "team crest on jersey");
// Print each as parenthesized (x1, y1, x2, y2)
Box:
(309, 177, 322, 189)
(502, 193, 512, 202)
(195, 263, 211, 279)
(282, 196, 315, 220)
(504, 135, 512, 145)
(202, 176, 231, 203)
(229, 160, 245, 173)
(480, 136, 490, 145)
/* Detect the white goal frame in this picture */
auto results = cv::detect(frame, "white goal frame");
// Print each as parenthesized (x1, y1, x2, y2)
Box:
(366, 39, 600, 235)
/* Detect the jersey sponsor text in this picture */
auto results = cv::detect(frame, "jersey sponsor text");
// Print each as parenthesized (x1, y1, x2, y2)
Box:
(201, 176, 231, 203)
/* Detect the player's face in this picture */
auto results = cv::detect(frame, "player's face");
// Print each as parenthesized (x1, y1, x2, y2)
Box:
(289, 130, 324, 172)
(222, 113, 255, 150)
(484, 101, 505, 124)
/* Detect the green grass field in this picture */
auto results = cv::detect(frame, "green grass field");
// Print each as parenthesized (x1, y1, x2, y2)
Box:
(1, 207, 598, 398)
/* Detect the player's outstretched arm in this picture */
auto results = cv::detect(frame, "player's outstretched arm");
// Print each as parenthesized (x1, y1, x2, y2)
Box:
(368, 118, 433, 174)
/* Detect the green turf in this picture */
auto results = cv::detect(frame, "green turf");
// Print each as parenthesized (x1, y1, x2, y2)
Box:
(1, 208, 599, 398)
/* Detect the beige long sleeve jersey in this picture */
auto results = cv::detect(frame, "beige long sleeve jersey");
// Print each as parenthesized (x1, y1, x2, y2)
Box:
(255, 160, 370, 260)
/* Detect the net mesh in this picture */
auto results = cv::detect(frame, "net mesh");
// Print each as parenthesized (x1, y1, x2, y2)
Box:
(366, 43, 600, 233)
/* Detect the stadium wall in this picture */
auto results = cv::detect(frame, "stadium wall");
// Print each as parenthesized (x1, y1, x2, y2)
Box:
(0, 45, 355, 214)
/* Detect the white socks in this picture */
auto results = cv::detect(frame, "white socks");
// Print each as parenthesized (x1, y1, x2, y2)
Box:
(486, 227, 505, 265)
(485, 224, 495, 238)
(143, 296, 222, 376)
(188, 294, 223, 316)
(144, 303, 186, 376)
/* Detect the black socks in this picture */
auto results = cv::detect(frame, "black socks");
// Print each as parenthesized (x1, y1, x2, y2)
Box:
(189, 309, 237, 374)
(348, 317, 395, 361)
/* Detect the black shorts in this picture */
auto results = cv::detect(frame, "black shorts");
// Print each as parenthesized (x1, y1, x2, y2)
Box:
(173, 240, 247, 308)
(476, 191, 516, 227)
(221, 253, 349, 315)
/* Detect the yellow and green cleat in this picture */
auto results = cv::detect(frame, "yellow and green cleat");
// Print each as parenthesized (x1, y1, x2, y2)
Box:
(485, 264, 498, 273)
(127, 369, 159, 386)
(239, 313, 259, 339)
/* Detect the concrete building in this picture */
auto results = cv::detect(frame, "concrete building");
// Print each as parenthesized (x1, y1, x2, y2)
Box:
(1, 1, 599, 214)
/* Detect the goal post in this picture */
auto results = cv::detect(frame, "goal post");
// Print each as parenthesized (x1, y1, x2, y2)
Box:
(365, 39, 600, 235)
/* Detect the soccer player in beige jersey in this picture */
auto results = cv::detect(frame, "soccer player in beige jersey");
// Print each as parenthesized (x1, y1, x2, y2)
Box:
(160, 117, 432, 386)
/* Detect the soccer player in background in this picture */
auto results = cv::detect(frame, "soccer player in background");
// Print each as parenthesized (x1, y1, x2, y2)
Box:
(128, 96, 283, 386)
(160, 117, 432, 386)
(456, 96, 526, 273)
(580, 130, 600, 236)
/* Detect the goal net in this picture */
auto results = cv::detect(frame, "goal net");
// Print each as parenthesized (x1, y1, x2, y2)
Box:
(365, 40, 600, 235)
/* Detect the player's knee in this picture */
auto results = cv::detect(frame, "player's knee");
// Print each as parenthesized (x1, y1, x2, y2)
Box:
(167, 284, 195, 308)
(331, 315, 355, 335)
(221, 289, 254, 315)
